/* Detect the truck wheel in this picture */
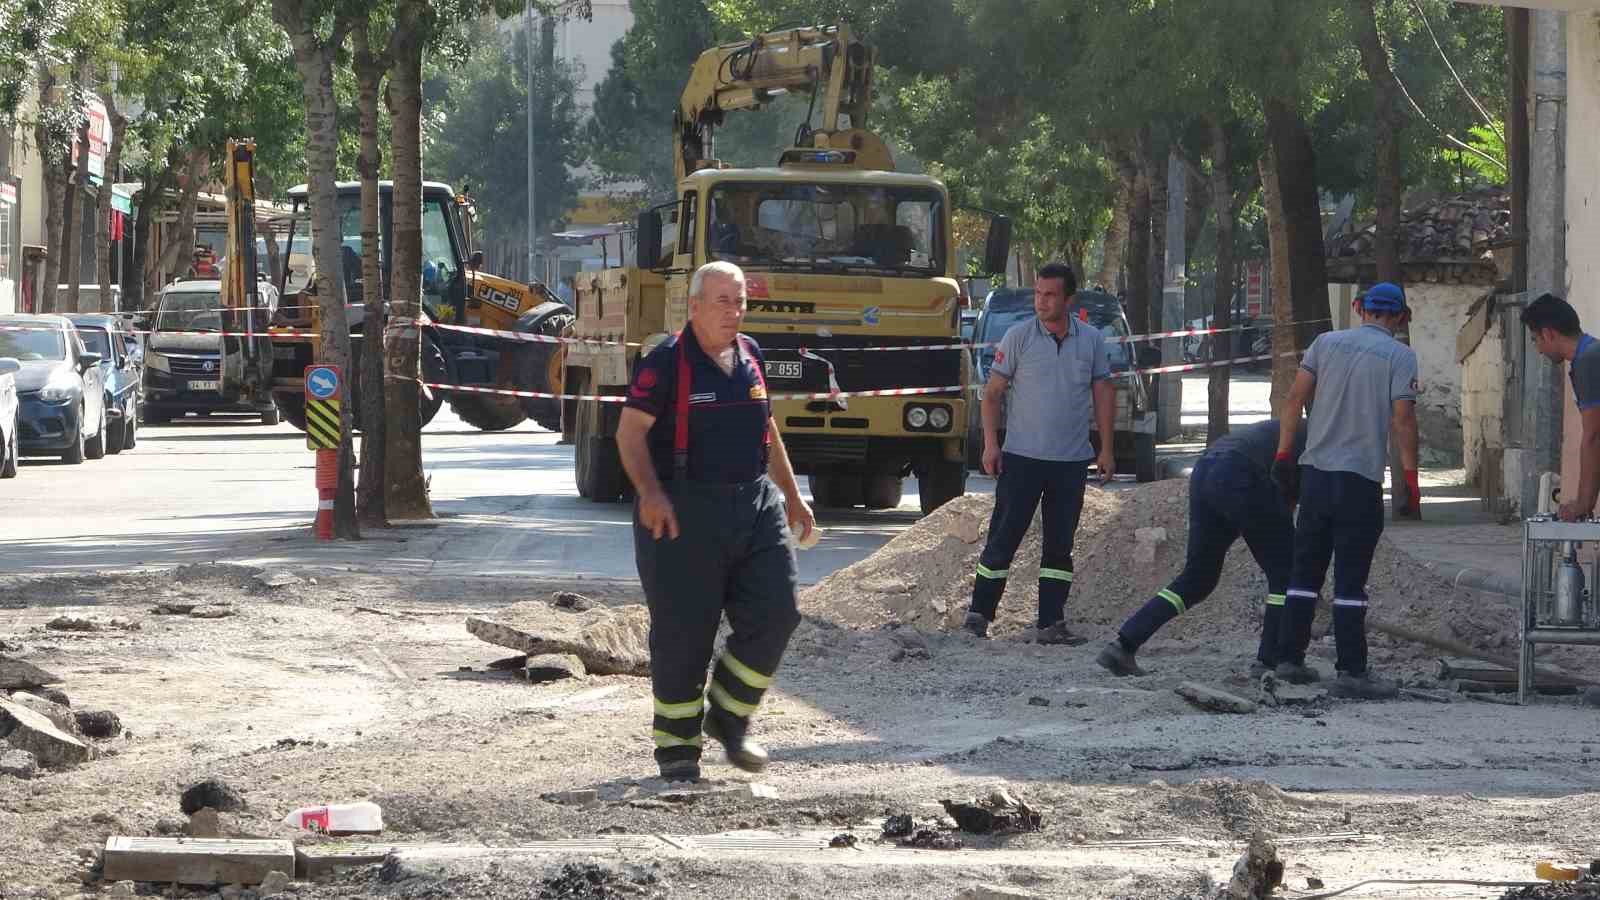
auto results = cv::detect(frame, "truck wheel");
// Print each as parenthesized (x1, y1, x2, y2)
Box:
(574, 387, 626, 502)
(449, 395, 527, 431)
(515, 310, 573, 432)
(1134, 433, 1158, 483)
(919, 461, 967, 516)
(864, 475, 904, 510)
(808, 474, 863, 509)
(261, 404, 281, 426)
(277, 394, 308, 432)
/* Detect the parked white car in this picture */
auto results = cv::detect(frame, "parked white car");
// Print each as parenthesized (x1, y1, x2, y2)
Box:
(0, 356, 18, 478)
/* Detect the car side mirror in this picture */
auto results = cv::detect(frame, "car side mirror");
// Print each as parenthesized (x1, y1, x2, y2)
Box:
(1137, 346, 1161, 368)
(0, 357, 19, 377)
(79, 352, 102, 370)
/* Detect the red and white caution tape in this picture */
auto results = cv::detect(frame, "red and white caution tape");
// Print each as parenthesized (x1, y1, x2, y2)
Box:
(391, 375, 963, 404)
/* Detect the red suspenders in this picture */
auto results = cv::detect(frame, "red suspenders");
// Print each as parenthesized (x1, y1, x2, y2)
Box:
(670, 332, 768, 481)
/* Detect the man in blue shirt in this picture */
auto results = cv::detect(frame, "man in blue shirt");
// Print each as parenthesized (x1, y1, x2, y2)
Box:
(616, 261, 816, 783)
(1272, 282, 1419, 700)
(1522, 293, 1600, 522)
(961, 262, 1115, 644)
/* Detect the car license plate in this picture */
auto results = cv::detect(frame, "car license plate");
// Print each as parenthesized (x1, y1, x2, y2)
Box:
(765, 361, 802, 380)
(187, 380, 220, 391)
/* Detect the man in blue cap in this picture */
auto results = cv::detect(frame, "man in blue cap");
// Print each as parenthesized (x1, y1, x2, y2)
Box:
(1521, 293, 1600, 521)
(1271, 281, 1419, 700)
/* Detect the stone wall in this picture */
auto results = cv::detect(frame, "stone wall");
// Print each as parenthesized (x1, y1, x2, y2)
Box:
(1406, 283, 1482, 466)
(1461, 315, 1506, 485)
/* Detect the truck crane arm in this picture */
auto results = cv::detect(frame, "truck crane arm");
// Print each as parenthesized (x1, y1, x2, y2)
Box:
(675, 24, 877, 181)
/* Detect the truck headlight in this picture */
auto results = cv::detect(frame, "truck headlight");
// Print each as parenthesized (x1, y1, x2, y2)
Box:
(928, 406, 951, 430)
(906, 407, 929, 429)
(145, 351, 171, 373)
(38, 372, 79, 402)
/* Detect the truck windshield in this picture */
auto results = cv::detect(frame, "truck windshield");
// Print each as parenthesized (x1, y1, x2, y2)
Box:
(157, 292, 223, 332)
(0, 327, 65, 360)
(707, 182, 943, 275)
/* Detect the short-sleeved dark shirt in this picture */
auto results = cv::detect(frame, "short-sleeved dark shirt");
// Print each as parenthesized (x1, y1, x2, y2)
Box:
(1207, 418, 1307, 476)
(1570, 334, 1600, 411)
(625, 327, 771, 483)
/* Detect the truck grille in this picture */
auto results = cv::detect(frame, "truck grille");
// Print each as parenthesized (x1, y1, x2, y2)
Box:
(781, 435, 868, 464)
(751, 333, 962, 396)
(169, 355, 221, 376)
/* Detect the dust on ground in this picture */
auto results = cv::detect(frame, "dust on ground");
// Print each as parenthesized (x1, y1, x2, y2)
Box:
(2, 545, 1599, 899)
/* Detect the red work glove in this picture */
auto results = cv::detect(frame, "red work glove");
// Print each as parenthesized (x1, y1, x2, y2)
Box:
(1401, 469, 1421, 519)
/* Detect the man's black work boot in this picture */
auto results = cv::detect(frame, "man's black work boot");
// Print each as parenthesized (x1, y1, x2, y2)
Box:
(703, 709, 769, 773)
(1034, 621, 1089, 646)
(1274, 661, 1323, 685)
(657, 758, 701, 783)
(1095, 641, 1145, 677)
(1328, 671, 1398, 700)
(961, 611, 990, 639)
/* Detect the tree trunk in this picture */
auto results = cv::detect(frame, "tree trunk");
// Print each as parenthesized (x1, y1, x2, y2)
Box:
(1261, 97, 1332, 413)
(58, 155, 82, 313)
(154, 149, 207, 289)
(63, 85, 94, 315)
(276, 0, 361, 539)
(384, 0, 433, 520)
(1208, 115, 1235, 444)
(1260, 151, 1296, 412)
(96, 93, 126, 313)
(354, 24, 389, 528)
(33, 68, 62, 313)
(1125, 160, 1152, 335)
(1145, 142, 1168, 336)
(1349, 0, 1404, 284)
(1097, 155, 1137, 292)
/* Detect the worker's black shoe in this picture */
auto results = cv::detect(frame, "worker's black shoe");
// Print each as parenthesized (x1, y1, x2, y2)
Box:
(704, 711, 769, 774)
(658, 759, 701, 783)
(1328, 671, 1399, 700)
(1274, 661, 1323, 685)
(1033, 621, 1089, 646)
(1248, 661, 1274, 679)
(1095, 641, 1145, 677)
(961, 611, 990, 639)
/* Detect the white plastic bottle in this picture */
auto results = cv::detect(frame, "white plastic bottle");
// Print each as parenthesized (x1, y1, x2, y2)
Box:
(281, 801, 384, 834)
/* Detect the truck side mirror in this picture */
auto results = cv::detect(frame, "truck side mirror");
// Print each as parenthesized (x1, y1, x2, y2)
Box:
(469, 250, 484, 271)
(983, 215, 1012, 276)
(1137, 345, 1161, 368)
(637, 210, 663, 269)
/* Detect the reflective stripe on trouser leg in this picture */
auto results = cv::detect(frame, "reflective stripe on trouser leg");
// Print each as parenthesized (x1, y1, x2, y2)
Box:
(1332, 598, 1370, 675)
(1280, 589, 1319, 667)
(1037, 459, 1088, 628)
(1037, 566, 1074, 628)
(710, 652, 774, 720)
(1117, 588, 1183, 652)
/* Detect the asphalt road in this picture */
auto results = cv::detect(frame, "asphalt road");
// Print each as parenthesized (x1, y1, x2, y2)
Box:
(0, 376, 1272, 580)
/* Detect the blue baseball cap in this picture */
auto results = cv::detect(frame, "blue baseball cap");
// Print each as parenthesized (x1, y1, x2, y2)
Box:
(1362, 281, 1407, 314)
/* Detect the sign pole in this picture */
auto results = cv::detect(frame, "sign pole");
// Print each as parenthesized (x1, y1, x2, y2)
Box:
(303, 365, 344, 541)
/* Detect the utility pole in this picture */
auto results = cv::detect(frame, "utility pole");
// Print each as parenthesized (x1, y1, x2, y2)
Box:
(525, 0, 537, 283)
(1522, 9, 1567, 515)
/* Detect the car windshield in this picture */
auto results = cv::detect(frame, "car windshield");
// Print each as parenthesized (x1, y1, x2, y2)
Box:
(707, 182, 944, 275)
(77, 327, 112, 358)
(156, 292, 222, 332)
(0, 326, 66, 360)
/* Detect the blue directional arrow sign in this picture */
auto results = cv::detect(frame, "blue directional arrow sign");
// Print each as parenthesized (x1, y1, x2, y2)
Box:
(306, 366, 340, 400)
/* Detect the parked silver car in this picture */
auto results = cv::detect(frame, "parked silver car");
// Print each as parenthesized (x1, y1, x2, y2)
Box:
(0, 356, 19, 478)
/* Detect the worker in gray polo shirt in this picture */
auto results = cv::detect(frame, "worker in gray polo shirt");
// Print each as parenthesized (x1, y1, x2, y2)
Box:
(1272, 281, 1419, 700)
(962, 262, 1115, 644)
(1520, 293, 1600, 521)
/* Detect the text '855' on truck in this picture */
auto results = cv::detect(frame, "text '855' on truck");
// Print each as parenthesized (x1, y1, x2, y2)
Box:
(561, 29, 1009, 515)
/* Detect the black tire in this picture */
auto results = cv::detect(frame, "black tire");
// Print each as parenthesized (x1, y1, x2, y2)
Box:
(1134, 432, 1158, 483)
(449, 395, 527, 431)
(277, 394, 308, 432)
(919, 461, 967, 516)
(864, 475, 904, 510)
(85, 404, 107, 460)
(2, 425, 17, 478)
(62, 405, 85, 464)
(516, 310, 573, 432)
(261, 404, 281, 426)
(574, 385, 626, 502)
(123, 409, 137, 450)
(107, 420, 123, 455)
(808, 474, 864, 510)
(419, 335, 447, 428)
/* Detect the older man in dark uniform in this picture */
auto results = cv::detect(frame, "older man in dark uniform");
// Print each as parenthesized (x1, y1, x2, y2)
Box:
(616, 260, 816, 783)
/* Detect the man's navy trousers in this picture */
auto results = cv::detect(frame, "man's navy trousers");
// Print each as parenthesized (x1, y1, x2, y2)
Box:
(1281, 466, 1384, 675)
(1116, 451, 1294, 663)
(634, 477, 800, 768)
(971, 453, 1089, 628)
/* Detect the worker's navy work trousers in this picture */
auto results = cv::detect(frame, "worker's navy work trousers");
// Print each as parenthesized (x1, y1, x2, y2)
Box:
(1280, 466, 1384, 675)
(1116, 451, 1293, 664)
(970, 453, 1089, 628)
(633, 477, 801, 768)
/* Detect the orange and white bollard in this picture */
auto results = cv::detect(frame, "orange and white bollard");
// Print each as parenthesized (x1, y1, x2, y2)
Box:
(315, 448, 337, 540)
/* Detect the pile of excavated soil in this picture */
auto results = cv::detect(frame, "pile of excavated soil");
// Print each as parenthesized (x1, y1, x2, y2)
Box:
(801, 482, 1522, 660)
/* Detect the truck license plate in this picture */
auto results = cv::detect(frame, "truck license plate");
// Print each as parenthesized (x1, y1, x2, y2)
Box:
(765, 361, 802, 380)
(187, 380, 220, 391)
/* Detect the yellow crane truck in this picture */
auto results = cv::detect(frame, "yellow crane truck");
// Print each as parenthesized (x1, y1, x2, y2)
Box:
(564, 25, 1009, 515)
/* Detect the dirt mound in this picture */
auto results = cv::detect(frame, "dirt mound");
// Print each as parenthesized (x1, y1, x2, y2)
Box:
(801, 481, 1516, 655)
(1155, 778, 1326, 837)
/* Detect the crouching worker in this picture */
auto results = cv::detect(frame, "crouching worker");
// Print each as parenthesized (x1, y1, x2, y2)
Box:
(615, 261, 816, 783)
(1097, 418, 1306, 677)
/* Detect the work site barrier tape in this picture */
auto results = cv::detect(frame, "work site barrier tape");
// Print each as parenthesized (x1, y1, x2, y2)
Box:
(388, 374, 965, 404)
